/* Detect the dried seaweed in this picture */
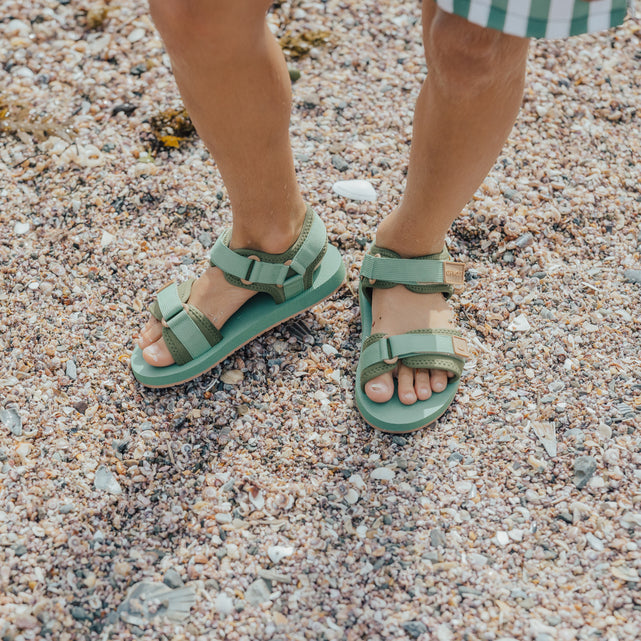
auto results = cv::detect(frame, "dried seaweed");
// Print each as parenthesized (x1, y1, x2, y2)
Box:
(279, 30, 331, 59)
(148, 108, 196, 149)
(0, 103, 74, 144)
(86, 2, 110, 30)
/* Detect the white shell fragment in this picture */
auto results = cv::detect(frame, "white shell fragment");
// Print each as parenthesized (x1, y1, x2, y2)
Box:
(332, 179, 377, 202)
(532, 421, 557, 457)
(267, 545, 294, 563)
(14, 221, 30, 235)
(94, 465, 122, 495)
(507, 314, 531, 332)
(117, 581, 196, 625)
(370, 467, 395, 481)
(0, 408, 22, 436)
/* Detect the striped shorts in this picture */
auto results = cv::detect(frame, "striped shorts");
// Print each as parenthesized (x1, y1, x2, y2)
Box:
(435, 0, 633, 38)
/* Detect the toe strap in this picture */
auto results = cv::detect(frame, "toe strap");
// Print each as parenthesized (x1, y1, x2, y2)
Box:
(150, 281, 222, 366)
(360, 330, 469, 389)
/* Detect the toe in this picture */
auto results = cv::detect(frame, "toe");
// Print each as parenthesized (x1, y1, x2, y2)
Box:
(365, 372, 395, 404)
(397, 364, 417, 405)
(138, 316, 163, 349)
(142, 337, 176, 367)
(430, 369, 448, 394)
(414, 369, 432, 401)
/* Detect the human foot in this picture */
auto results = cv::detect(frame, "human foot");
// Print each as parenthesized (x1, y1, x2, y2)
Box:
(364, 286, 456, 405)
(138, 267, 257, 366)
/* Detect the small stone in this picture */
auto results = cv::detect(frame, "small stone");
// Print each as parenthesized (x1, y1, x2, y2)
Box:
(508, 529, 524, 542)
(288, 67, 301, 83)
(331, 155, 350, 172)
(66, 360, 77, 380)
(322, 343, 338, 356)
(586, 533, 604, 551)
(349, 473, 366, 489)
(392, 435, 408, 446)
(13, 543, 27, 557)
(257, 569, 292, 584)
(430, 529, 446, 547)
(127, 27, 146, 43)
(611, 565, 639, 582)
(454, 480, 472, 493)
(71, 607, 91, 621)
(301, 93, 320, 108)
(214, 593, 234, 617)
(14, 221, 30, 235)
(573, 456, 597, 489)
(495, 531, 510, 546)
(267, 545, 294, 564)
(620, 512, 641, 529)
(0, 408, 22, 436)
(198, 232, 212, 248)
(100, 230, 116, 248)
(623, 269, 641, 284)
(113, 562, 132, 577)
(507, 314, 531, 332)
(94, 466, 122, 495)
(163, 568, 184, 589)
(245, 579, 271, 606)
(59, 503, 74, 514)
(370, 467, 395, 481)
(515, 232, 534, 248)
(345, 488, 359, 505)
(447, 452, 463, 465)
(532, 421, 556, 458)
(221, 369, 243, 385)
(403, 621, 428, 638)
(436, 624, 453, 641)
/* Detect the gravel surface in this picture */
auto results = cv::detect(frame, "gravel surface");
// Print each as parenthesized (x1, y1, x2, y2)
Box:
(1, 1, 640, 640)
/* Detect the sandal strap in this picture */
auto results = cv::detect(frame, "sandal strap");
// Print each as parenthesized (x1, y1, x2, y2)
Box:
(360, 330, 469, 389)
(151, 280, 223, 365)
(360, 245, 465, 299)
(210, 205, 327, 304)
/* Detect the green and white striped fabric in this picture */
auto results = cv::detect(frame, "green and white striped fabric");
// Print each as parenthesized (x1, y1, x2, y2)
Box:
(435, 0, 631, 38)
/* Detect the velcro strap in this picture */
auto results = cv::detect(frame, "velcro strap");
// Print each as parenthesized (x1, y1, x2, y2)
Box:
(360, 333, 467, 371)
(289, 213, 326, 276)
(360, 254, 465, 286)
(156, 283, 211, 358)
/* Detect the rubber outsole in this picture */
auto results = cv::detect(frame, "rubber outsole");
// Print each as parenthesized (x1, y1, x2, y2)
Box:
(131, 244, 345, 388)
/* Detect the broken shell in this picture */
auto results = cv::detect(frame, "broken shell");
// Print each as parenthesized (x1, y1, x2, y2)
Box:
(332, 179, 377, 202)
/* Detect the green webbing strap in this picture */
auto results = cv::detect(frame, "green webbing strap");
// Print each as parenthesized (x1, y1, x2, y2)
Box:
(157, 284, 211, 359)
(361, 253, 447, 286)
(360, 332, 463, 372)
(209, 208, 327, 301)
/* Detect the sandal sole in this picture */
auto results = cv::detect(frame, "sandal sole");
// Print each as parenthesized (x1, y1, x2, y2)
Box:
(131, 244, 345, 388)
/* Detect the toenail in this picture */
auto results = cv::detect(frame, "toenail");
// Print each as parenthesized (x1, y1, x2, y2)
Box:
(145, 345, 161, 363)
(368, 383, 386, 393)
(434, 382, 445, 392)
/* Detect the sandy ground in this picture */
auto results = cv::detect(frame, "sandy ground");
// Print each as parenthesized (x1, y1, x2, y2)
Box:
(1, 1, 640, 640)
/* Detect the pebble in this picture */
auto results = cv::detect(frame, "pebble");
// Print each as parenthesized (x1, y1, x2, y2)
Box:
(245, 579, 271, 606)
(0, 408, 22, 436)
(214, 593, 234, 617)
(515, 232, 534, 248)
(345, 488, 359, 504)
(94, 466, 123, 495)
(198, 232, 212, 248)
(403, 621, 428, 638)
(65, 360, 77, 380)
(322, 343, 338, 356)
(370, 467, 395, 480)
(586, 533, 605, 551)
(13, 221, 30, 235)
(620, 512, 641, 529)
(623, 269, 641, 284)
(495, 531, 510, 546)
(163, 568, 184, 588)
(221, 369, 243, 385)
(573, 456, 597, 489)
(430, 528, 446, 547)
(331, 155, 350, 172)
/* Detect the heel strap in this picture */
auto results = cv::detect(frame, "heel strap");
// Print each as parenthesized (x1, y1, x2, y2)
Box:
(210, 206, 327, 304)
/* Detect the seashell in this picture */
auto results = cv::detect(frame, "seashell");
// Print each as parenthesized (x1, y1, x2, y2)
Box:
(532, 421, 556, 457)
(247, 485, 265, 510)
(267, 545, 294, 563)
(332, 179, 377, 202)
(507, 314, 531, 332)
(117, 581, 196, 625)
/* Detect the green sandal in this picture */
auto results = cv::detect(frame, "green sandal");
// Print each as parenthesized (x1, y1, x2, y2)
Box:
(355, 245, 469, 433)
(131, 206, 345, 387)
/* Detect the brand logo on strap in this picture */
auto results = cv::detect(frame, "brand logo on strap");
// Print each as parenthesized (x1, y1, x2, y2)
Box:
(443, 261, 465, 286)
(451, 336, 470, 359)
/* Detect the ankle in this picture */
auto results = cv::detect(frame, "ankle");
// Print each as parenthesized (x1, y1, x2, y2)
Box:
(229, 202, 306, 254)
(375, 211, 447, 258)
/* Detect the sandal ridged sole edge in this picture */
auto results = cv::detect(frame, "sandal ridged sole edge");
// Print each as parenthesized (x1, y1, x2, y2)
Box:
(131, 245, 345, 388)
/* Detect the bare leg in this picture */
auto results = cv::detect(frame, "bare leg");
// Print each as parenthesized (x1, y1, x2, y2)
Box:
(366, 3, 530, 404)
(139, 0, 305, 365)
